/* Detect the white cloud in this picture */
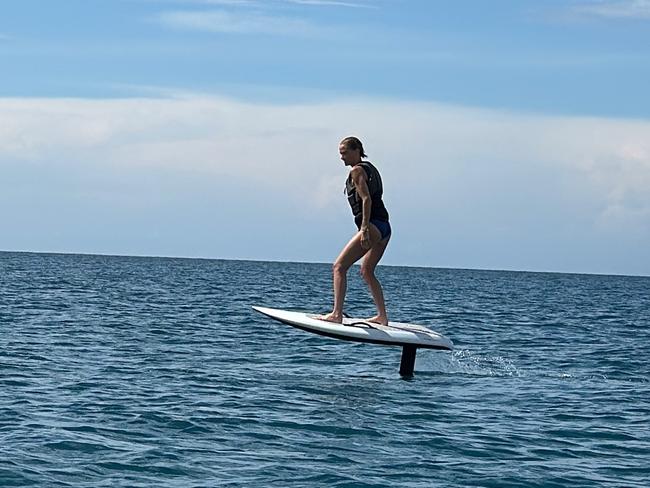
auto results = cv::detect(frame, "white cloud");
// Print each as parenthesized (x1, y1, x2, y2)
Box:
(150, 0, 373, 37)
(0, 96, 340, 195)
(147, 0, 370, 7)
(198, 0, 257, 4)
(1, 94, 649, 271)
(156, 9, 324, 35)
(285, 0, 372, 7)
(141, 0, 258, 5)
(572, 0, 650, 19)
(2, 94, 649, 219)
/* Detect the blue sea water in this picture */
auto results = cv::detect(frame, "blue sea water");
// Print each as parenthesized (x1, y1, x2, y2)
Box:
(1, 251, 649, 487)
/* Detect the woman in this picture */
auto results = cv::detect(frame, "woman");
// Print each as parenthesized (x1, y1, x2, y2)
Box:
(320, 136, 391, 326)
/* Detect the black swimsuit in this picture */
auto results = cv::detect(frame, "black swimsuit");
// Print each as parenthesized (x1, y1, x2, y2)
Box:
(346, 161, 391, 239)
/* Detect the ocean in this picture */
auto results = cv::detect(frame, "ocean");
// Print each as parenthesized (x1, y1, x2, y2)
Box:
(1, 251, 648, 487)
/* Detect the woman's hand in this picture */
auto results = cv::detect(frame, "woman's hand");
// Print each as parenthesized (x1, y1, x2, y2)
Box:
(360, 225, 371, 250)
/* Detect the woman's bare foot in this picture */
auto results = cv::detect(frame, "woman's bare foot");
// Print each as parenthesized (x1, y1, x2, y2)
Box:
(366, 315, 388, 326)
(317, 312, 343, 324)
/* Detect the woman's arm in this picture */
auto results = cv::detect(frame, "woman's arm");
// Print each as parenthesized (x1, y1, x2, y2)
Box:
(351, 166, 372, 249)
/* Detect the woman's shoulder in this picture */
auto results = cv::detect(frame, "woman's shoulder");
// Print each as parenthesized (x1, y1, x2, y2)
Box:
(350, 164, 369, 182)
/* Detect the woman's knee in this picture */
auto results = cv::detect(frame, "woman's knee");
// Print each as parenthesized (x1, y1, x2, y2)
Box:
(333, 261, 349, 276)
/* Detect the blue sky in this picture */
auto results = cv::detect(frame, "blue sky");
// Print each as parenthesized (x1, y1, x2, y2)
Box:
(3, 0, 650, 115)
(1, 0, 650, 275)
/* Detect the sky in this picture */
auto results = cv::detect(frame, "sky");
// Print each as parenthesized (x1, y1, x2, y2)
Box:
(1, 0, 649, 276)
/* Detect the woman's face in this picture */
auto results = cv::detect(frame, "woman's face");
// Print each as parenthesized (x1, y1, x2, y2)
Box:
(339, 143, 360, 166)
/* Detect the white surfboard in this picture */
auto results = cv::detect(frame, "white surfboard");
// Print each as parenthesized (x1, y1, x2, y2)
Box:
(252, 306, 453, 350)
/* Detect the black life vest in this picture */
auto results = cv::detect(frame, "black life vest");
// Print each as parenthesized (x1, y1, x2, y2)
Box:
(345, 161, 389, 226)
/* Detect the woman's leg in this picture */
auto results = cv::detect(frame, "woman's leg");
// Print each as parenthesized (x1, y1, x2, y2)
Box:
(321, 228, 379, 323)
(360, 227, 390, 325)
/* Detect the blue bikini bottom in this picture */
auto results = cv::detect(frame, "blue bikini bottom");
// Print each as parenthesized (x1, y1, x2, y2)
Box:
(367, 219, 391, 240)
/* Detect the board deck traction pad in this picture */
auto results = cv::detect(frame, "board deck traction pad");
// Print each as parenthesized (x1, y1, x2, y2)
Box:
(253, 306, 453, 377)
